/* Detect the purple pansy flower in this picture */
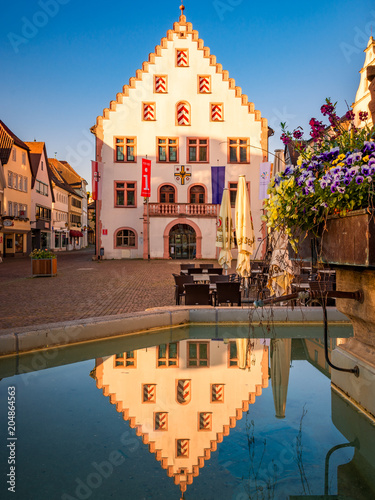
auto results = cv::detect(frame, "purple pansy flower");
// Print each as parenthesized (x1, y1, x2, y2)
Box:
(355, 175, 364, 184)
(362, 166, 370, 176)
(363, 141, 375, 153)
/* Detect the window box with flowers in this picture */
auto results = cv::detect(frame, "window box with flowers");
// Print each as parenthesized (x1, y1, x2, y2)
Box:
(30, 249, 57, 277)
(264, 99, 375, 267)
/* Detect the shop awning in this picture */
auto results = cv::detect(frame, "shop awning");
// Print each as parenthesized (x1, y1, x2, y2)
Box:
(69, 230, 83, 237)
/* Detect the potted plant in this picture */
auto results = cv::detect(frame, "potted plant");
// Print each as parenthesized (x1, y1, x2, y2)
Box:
(30, 249, 57, 277)
(264, 99, 375, 266)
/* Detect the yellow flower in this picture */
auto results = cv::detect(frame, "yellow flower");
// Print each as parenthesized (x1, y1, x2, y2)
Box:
(337, 154, 345, 161)
(363, 155, 369, 162)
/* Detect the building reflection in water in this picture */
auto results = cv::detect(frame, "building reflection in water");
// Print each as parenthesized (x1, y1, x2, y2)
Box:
(92, 338, 269, 496)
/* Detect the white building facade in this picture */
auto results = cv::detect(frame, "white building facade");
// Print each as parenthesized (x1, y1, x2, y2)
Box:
(92, 7, 269, 260)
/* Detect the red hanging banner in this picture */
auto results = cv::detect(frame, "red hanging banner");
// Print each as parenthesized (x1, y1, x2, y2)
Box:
(91, 160, 100, 200)
(141, 158, 151, 197)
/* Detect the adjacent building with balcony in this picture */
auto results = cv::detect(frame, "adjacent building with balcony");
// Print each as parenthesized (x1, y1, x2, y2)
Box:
(0, 121, 32, 257)
(91, 5, 269, 260)
(25, 141, 54, 250)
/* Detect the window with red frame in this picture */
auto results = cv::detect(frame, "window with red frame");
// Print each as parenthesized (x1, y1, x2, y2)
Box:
(115, 182, 136, 207)
(189, 185, 205, 204)
(115, 137, 136, 162)
(188, 138, 208, 162)
(228, 138, 249, 163)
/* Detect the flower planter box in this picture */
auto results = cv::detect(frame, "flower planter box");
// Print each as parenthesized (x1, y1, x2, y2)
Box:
(31, 258, 57, 277)
(320, 209, 375, 267)
(293, 209, 375, 268)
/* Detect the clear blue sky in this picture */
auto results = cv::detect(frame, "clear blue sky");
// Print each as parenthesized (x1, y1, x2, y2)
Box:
(1, 0, 374, 191)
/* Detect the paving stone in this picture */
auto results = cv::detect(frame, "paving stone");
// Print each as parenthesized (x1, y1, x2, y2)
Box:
(0, 247, 221, 333)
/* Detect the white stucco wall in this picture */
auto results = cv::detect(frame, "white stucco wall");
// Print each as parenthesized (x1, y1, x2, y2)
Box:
(97, 15, 267, 259)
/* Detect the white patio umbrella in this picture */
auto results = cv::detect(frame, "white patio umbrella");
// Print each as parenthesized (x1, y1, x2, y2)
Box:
(216, 188, 234, 274)
(267, 231, 296, 297)
(235, 175, 255, 278)
(270, 338, 291, 418)
(236, 339, 249, 370)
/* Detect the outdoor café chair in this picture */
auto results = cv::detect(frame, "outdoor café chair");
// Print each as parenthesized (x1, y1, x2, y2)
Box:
(199, 263, 214, 269)
(173, 273, 194, 305)
(229, 273, 241, 283)
(187, 267, 204, 275)
(180, 263, 195, 270)
(208, 267, 223, 275)
(209, 274, 230, 284)
(184, 283, 212, 306)
(215, 282, 241, 306)
(308, 275, 335, 306)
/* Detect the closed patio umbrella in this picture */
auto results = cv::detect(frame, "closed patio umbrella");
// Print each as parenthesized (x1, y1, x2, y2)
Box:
(236, 338, 249, 369)
(235, 175, 255, 278)
(270, 338, 291, 418)
(216, 188, 234, 274)
(267, 231, 295, 297)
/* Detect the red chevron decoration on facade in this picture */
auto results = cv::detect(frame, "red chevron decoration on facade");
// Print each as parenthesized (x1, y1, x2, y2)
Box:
(199, 412, 212, 430)
(177, 379, 191, 404)
(211, 384, 224, 402)
(176, 49, 188, 67)
(211, 104, 223, 121)
(199, 76, 211, 93)
(177, 102, 190, 126)
(176, 439, 189, 457)
(154, 412, 168, 430)
(143, 103, 155, 121)
(143, 384, 156, 402)
(155, 76, 167, 93)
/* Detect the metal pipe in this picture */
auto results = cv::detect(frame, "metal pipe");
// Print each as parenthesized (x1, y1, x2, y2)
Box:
(322, 299, 359, 377)
(254, 288, 361, 377)
(324, 439, 359, 495)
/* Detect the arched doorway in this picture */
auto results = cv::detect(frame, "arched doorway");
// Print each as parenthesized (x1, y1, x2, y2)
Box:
(169, 224, 196, 259)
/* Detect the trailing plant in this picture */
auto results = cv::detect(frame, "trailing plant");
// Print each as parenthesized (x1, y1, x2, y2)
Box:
(263, 99, 375, 246)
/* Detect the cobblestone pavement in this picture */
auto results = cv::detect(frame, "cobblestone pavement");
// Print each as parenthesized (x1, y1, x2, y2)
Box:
(0, 247, 224, 332)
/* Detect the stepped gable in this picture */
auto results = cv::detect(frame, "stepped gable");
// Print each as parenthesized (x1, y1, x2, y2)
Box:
(91, 7, 268, 152)
(93, 344, 269, 496)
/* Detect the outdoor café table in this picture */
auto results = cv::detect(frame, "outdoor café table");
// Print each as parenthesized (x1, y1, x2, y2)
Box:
(191, 274, 211, 283)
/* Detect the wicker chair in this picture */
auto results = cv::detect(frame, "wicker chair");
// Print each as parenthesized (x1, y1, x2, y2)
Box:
(187, 267, 204, 275)
(180, 263, 195, 271)
(215, 282, 241, 306)
(209, 267, 223, 275)
(209, 274, 230, 284)
(173, 274, 194, 305)
(184, 283, 212, 305)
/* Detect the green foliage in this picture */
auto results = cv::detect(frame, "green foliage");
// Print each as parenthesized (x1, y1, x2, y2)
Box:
(264, 99, 375, 241)
(29, 249, 56, 259)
